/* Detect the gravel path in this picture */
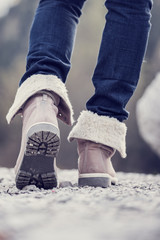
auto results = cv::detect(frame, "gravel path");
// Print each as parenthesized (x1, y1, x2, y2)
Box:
(0, 168, 160, 240)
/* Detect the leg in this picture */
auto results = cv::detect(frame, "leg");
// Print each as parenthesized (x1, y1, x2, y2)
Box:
(7, 0, 86, 189)
(21, 0, 86, 85)
(87, 0, 152, 121)
(69, 0, 153, 187)
(7, 0, 87, 126)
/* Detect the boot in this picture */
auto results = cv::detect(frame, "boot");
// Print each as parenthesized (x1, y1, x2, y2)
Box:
(77, 139, 118, 187)
(15, 93, 60, 190)
(68, 110, 127, 187)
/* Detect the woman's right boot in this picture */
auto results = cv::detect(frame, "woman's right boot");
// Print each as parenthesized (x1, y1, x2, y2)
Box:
(77, 139, 118, 187)
(68, 110, 127, 188)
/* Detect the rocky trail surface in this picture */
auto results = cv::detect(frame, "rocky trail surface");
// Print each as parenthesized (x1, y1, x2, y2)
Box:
(0, 168, 160, 240)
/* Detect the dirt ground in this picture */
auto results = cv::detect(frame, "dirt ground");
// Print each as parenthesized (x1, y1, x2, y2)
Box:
(0, 168, 160, 240)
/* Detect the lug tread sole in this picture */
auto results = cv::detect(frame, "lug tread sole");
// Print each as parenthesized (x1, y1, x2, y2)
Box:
(16, 130, 60, 190)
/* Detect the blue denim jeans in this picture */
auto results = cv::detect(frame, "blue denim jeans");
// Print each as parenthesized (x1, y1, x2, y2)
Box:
(20, 0, 152, 122)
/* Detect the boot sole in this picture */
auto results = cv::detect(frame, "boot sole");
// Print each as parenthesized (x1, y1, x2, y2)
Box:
(16, 123, 60, 190)
(78, 173, 118, 188)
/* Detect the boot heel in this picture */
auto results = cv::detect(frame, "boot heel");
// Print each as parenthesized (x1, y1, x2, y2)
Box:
(78, 175, 111, 188)
(16, 123, 60, 190)
(26, 123, 60, 157)
(78, 173, 118, 188)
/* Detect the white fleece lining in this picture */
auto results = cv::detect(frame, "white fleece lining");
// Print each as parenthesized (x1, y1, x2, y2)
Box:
(6, 74, 74, 125)
(68, 110, 127, 158)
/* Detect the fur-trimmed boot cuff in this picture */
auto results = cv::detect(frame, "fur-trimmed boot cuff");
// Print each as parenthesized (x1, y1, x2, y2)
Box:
(6, 74, 74, 125)
(68, 110, 127, 158)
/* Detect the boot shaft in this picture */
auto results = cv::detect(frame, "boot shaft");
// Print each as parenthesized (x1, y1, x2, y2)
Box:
(77, 139, 115, 175)
(22, 93, 59, 131)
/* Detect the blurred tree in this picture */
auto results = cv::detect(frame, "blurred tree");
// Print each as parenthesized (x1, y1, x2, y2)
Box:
(0, 0, 39, 167)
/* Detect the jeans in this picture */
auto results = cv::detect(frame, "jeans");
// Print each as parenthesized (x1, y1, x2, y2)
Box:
(20, 0, 152, 122)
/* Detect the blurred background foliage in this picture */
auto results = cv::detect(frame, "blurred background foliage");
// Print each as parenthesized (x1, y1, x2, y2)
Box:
(0, 0, 160, 173)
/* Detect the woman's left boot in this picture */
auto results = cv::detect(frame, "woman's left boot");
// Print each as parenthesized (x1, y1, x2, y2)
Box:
(6, 74, 74, 190)
(15, 93, 60, 190)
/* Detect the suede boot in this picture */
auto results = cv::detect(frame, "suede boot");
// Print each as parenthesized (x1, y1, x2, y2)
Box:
(68, 110, 127, 188)
(77, 139, 118, 187)
(15, 93, 60, 190)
